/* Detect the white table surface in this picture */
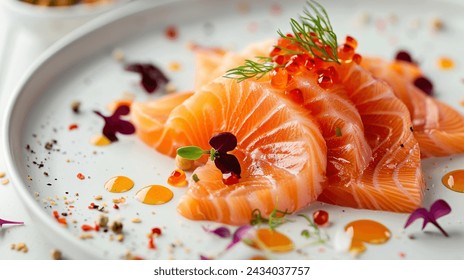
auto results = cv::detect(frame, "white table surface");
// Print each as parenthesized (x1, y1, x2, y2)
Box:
(0, 2, 133, 260)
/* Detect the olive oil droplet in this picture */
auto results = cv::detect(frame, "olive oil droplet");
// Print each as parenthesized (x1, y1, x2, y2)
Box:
(344, 219, 391, 255)
(104, 176, 134, 193)
(135, 185, 173, 205)
(442, 170, 464, 193)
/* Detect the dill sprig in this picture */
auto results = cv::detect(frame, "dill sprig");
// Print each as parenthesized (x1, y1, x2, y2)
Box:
(224, 0, 339, 82)
(277, 0, 339, 64)
(298, 214, 329, 246)
(223, 57, 277, 82)
(250, 208, 293, 230)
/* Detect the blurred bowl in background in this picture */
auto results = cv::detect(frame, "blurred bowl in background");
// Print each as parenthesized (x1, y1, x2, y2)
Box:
(1, 0, 133, 42)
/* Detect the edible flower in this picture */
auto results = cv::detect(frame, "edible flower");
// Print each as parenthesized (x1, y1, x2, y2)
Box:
(94, 105, 136, 142)
(0, 218, 24, 227)
(176, 132, 241, 178)
(202, 226, 231, 238)
(125, 63, 169, 93)
(404, 199, 451, 237)
(226, 225, 253, 250)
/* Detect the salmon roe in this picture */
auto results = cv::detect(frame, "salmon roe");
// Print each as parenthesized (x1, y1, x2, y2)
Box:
(223, 173, 240, 185)
(313, 210, 329, 226)
(167, 169, 187, 187)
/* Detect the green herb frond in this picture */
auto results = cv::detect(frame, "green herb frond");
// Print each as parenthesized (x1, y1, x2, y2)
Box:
(250, 208, 293, 230)
(278, 0, 339, 64)
(223, 58, 276, 82)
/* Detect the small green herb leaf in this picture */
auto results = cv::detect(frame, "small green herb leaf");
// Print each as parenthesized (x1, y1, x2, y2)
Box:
(301, 229, 310, 238)
(250, 208, 293, 230)
(335, 127, 342, 137)
(192, 173, 200, 183)
(177, 146, 206, 160)
(224, 58, 277, 82)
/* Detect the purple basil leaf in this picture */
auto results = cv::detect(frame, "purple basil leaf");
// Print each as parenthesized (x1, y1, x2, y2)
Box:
(413, 76, 434, 96)
(200, 255, 211, 260)
(226, 225, 252, 250)
(202, 226, 231, 238)
(209, 132, 237, 153)
(125, 63, 169, 94)
(94, 106, 136, 142)
(395, 50, 414, 63)
(113, 105, 131, 117)
(0, 218, 24, 227)
(115, 119, 136, 135)
(214, 154, 241, 177)
(430, 199, 452, 220)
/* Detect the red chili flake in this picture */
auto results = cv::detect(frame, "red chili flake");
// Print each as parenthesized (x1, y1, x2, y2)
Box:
(77, 173, 85, 180)
(148, 236, 156, 249)
(113, 204, 119, 210)
(53, 210, 59, 219)
(88, 202, 95, 209)
(57, 217, 67, 225)
(68, 123, 78, 131)
(152, 227, 162, 236)
(81, 224, 94, 231)
(165, 25, 178, 40)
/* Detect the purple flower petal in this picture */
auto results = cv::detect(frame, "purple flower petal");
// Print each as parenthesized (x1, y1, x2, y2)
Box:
(214, 154, 241, 177)
(395, 50, 414, 63)
(125, 63, 169, 94)
(94, 105, 136, 142)
(404, 208, 428, 229)
(202, 226, 231, 238)
(404, 199, 451, 237)
(200, 255, 211, 260)
(413, 76, 434, 96)
(209, 132, 237, 153)
(226, 225, 253, 250)
(430, 199, 452, 221)
(0, 218, 24, 227)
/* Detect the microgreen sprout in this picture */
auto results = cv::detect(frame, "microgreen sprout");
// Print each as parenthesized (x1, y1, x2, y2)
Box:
(298, 214, 329, 246)
(250, 208, 293, 230)
(176, 132, 241, 177)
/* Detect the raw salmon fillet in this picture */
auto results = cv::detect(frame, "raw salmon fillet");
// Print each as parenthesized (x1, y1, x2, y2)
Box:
(191, 45, 424, 212)
(132, 78, 327, 225)
(317, 62, 424, 212)
(362, 57, 464, 158)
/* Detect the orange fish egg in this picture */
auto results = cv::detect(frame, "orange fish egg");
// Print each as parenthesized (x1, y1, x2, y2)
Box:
(135, 185, 173, 205)
(167, 169, 188, 187)
(104, 176, 134, 193)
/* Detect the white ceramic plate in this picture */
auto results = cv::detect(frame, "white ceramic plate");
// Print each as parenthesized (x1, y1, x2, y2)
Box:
(3, 0, 464, 260)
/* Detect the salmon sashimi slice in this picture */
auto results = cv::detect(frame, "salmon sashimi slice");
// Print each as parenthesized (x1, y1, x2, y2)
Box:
(362, 57, 464, 158)
(318, 62, 424, 212)
(193, 40, 274, 90)
(193, 45, 373, 189)
(132, 78, 327, 225)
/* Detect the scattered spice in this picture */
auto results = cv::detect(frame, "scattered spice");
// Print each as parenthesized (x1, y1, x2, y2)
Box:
(51, 249, 62, 260)
(11, 243, 28, 253)
(94, 195, 103, 201)
(0, 171, 5, 178)
(111, 221, 123, 234)
(430, 17, 444, 32)
(131, 217, 142, 223)
(70, 100, 81, 114)
(192, 173, 200, 183)
(168, 61, 182, 72)
(1, 179, 9, 185)
(68, 123, 78, 130)
(98, 215, 109, 228)
(76, 173, 85, 180)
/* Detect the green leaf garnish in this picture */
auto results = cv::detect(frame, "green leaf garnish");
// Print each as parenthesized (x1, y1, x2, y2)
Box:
(335, 127, 342, 137)
(224, 0, 339, 82)
(278, 0, 339, 64)
(176, 146, 207, 160)
(223, 58, 277, 82)
(192, 173, 200, 182)
(298, 214, 329, 245)
(250, 208, 293, 230)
